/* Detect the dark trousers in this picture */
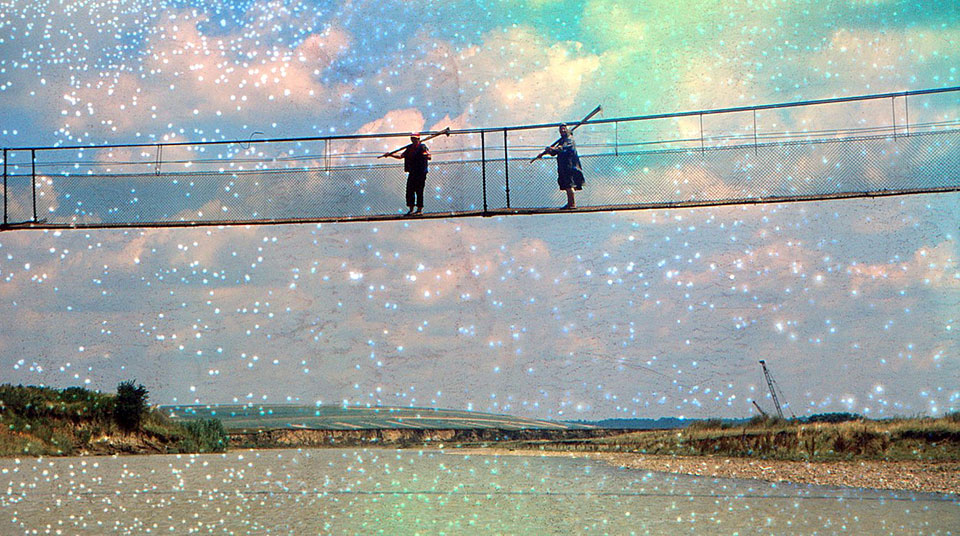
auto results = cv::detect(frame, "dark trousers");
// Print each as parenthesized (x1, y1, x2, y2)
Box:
(405, 172, 426, 208)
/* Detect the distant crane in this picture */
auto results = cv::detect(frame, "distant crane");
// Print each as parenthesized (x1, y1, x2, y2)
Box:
(758, 360, 793, 419)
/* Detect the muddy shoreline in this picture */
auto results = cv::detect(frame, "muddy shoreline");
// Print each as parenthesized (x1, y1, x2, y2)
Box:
(449, 448, 959, 495)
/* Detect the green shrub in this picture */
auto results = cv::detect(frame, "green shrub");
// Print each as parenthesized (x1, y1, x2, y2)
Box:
(0, 385, 47, 418)
(114, 380, 149, 432)
(1, 384, 231, 456)
(805, 412, 862, 424)
(688, 418, 724, 430)
(747, 415, 787, 428)
(180, 418, 228, 453)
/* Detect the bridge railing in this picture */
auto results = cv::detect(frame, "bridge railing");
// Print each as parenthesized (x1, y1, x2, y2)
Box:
(2, 87, 959, 228)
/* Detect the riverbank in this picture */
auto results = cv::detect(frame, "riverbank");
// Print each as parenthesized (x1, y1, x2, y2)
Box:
(450, 448, 960, 495)
(482, 414, 960, 462)
(0, 384, 227, 456)
(228, 426, 627, 449)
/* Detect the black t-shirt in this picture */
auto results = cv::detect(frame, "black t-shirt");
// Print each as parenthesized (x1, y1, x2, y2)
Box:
(402, 144, 430, 174)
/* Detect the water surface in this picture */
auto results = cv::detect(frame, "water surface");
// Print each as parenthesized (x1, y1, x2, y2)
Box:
(1, 449, 956, 535)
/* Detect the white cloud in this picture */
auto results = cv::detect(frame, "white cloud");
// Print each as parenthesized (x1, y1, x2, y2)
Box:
(58, 8, 354, 142)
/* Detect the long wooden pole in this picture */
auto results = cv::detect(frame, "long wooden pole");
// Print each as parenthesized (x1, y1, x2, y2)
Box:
(378, 127, 451, 159)
(530, 105, 602, 163)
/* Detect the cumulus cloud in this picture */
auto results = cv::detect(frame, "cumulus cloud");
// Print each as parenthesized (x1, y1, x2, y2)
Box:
(1, 0, 959, 418)
(58, 8, 354, 143)
(461, 27, 602, 124)
(2, 194, 958, 417)
(367, 25, 602, 129)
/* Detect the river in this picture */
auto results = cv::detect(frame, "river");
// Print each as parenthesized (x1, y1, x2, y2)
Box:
(1, 448, 956, 535)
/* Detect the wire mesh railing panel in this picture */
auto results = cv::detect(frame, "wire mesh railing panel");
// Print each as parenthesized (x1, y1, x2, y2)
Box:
(2, 175, 34, 224)
(483, 159, 508, 210)
(2, 150, 34, 224)
(503, 130, 960, 210)
(505, 158, 574, 209)
(4, 88, 960, 228)
(33, 160, 502, 225)
(429, 161, 487, 213)
(25, 130, 960, 226)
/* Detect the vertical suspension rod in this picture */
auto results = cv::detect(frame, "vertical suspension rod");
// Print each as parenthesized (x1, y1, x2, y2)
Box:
(891, 96, 897, 139)
(904, 94, 910, 136)
(615, 121, 619, 157)
(699, 114, 705, 154)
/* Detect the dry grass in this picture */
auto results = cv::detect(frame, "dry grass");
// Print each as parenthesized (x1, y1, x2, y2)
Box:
(496, 414, 960, 462)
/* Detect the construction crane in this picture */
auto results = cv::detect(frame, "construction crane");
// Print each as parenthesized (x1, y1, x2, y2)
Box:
(751, 400, 768, 417)
(758, 360, 790, 419)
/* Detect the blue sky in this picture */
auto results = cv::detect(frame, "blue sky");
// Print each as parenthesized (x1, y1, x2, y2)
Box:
(0, 0, 957, 418)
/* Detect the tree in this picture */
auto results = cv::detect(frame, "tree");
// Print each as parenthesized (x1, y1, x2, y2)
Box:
(114, 380, 149, 432)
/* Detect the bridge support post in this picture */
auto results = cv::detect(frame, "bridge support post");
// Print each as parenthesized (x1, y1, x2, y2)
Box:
(481, 131, 488, 215)
(503, 129, 510, 209)
(31, 149, 37, 223)
(3, 148, 7, 226)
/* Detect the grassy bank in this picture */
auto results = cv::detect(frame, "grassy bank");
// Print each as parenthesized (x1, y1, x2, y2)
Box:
(483, 414, 960, 462)
(0, 384, 228, 456)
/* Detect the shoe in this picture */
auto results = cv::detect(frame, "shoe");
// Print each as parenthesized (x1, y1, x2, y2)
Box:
(405, 207, 415, 215)
(414, 207, 423, 215)
(560, 204, 575, 210)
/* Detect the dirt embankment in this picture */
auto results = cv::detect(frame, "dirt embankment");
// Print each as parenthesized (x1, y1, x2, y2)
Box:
(76, 432, 172, 456)
(229, 428, 627, 449)
(2, 424, 205, 457)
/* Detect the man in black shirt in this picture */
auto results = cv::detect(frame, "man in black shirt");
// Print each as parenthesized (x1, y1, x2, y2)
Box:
(389, 133, 432, 215)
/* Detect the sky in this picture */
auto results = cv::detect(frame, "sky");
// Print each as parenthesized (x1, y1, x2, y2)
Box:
(0, 0, 957, 419)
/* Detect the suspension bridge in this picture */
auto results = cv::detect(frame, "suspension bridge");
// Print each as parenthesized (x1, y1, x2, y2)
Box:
(2, 86, 959, 231)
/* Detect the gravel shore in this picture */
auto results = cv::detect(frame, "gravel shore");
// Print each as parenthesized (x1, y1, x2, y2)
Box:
(449, 448, 959, 495)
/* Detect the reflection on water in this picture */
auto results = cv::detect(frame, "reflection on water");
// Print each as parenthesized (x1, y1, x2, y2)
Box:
(0, 449, 956, 535)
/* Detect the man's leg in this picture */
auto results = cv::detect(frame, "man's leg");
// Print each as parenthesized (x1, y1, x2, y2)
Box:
(405, 175, 416, 214)
(414, 173, 426, 213)
(563, 188, 576, 209)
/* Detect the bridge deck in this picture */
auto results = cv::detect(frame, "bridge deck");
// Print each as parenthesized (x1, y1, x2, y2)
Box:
(3, 185, 956, 232)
